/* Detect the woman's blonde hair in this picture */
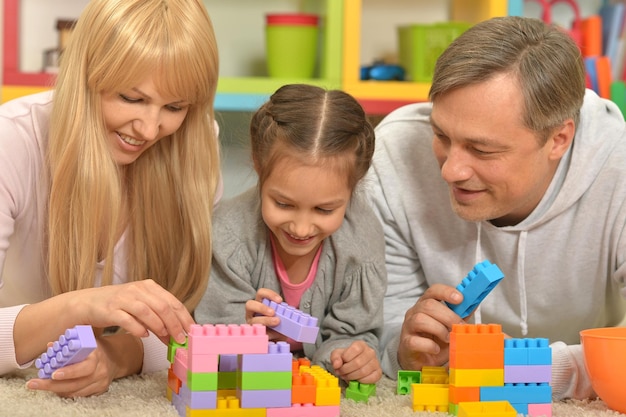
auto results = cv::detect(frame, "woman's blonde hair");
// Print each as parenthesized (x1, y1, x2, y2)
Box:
(47, 0, 220, 310)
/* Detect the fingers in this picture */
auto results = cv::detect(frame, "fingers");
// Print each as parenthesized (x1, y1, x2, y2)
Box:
(331, 341, 382, 383)
(254, 288, 282, 304)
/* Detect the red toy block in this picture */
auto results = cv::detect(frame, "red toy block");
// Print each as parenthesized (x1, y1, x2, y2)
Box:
(34, 325, 97, 379)
(188, 324, 269, 355)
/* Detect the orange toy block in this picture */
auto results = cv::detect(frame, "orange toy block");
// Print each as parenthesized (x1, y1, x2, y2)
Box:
(450, 324, 504, 369)
(449, 384, 480, 403)
(167, 366, 181, 395)
(292, 373, 316, 405)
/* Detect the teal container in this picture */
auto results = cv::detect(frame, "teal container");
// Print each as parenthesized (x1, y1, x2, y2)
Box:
(266, 14, 319, 78)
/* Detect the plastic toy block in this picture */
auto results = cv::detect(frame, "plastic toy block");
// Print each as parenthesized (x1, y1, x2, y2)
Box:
(449, 385, 480, 403)
(299, 365, 341, 406)
(397, 370, 421, 395)
(238, 341, 292, 372)
(166, 386, 173, 402)
(217, 372, 236, 390)
(345, 381, 376, 403)
(189, 354, 219, 373)
(457, 400, 517, 417)
(187, 324, 269, 355)
(236, 388, 292, 408)
(168, 337, 187, 364)
(421, 366, 449, 384)
(450, 324, 505, 369)
(187, 371, 218, 391)
(449, 368, 504, 387)
(180, 384, 217, 409)
(262, 299, 319, 343)
(217, 389, 236, 398)
(219, 355, 238, 372)
(173, 348, 189, 385)
(236, 371, 292, 390)
(480, 383, 552, 404)
(292, 373, 316, 404)
(266, 404, 340, 417)
(171, 390, 186, 417)
(504, 365, 551, 384)
(445, 260, 504, 318)
(292, 358, 311, 373)
(168, 366, 182, 395)
(528, 402, 552, 417)
(504, 338, 551, 365)
(186, 396, 265, 417)
(35, 325, 97, 379)
(411, 383, 449, 412)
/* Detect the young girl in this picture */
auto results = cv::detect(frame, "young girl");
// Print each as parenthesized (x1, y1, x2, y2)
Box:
(196, 84, 386, 384)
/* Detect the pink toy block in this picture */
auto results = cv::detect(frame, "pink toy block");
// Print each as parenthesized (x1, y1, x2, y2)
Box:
(504, 365, 551, 384)
(189, 353, 219, 373)
(238, 341, 292, 372)
(266, 404, 340, 417)
(173, 348, 189, 385)
(188, 324, 269, 355)
(236, 388, 292, 408)
(35, 325, 97, 379)
(528, 402, 552, 417)
(262, 299, 319, 343)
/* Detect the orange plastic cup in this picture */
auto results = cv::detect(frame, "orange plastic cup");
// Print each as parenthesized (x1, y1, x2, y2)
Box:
(580, 327, 626, 413)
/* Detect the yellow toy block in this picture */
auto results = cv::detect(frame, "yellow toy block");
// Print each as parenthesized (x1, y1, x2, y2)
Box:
(411, 383, 449, 412)
(457, 400, 517, 417)
(186, 396, 265, 417)
(421, 366, 449, 384)
(299, 365, 341, 406)
(449, 368, 503, 387)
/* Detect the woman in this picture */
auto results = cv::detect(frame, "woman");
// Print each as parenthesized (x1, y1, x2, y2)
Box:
(0, 0, 220, 397)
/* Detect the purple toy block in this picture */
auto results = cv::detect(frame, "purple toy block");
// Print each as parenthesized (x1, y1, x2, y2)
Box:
(218, 354, 238, 372)
(171, 390, 186, 417)
(237, 388, 292, 408)
(188, 323, 268, 355)
(267, 404, 341, 417)
(180, 384, 217, 409)
(238, 341, 293, 372)
(445, 260, 504, 318)
(504, 365, 552, 383)
(35, 325, 97, 379)
(262, 299, 319, 344)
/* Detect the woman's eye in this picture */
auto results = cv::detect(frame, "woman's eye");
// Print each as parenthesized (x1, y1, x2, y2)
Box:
(119, 94, 141, 103)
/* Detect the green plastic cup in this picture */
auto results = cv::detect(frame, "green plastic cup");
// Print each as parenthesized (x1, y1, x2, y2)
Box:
(265, 14, 319, 78)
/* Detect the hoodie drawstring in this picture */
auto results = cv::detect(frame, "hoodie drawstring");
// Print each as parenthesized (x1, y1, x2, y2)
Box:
(517, 230, 529, 336)
(474, 222, 483, 325)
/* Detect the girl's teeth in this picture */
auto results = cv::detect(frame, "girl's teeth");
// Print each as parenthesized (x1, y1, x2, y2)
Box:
(120, 134, 145, 146)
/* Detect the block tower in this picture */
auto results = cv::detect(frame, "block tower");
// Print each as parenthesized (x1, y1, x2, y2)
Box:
(167, 303, 342, 416)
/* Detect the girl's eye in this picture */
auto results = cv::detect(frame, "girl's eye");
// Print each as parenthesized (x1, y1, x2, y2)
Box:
(166, 105, 184, 112)
(275, 201, 290, 209)
(316, 208, 334, 215)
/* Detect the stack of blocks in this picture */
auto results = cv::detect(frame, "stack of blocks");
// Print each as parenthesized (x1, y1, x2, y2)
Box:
(404, 323, 552, 416)
(166, 301, 344, 416)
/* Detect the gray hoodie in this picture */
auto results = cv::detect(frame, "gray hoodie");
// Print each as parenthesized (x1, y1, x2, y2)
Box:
(365, 89, 626, 400)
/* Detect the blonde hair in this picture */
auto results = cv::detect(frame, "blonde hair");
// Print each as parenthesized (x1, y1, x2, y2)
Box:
(47, 0, 220, 310)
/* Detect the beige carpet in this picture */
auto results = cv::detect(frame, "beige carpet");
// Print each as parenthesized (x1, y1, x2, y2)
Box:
(0, 367, 623, 417)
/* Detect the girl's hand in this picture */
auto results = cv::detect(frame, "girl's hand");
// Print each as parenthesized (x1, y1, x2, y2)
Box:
(72, 279, 194, 345)
(245, 288, 285, 341)
(330, 340, 382, 384)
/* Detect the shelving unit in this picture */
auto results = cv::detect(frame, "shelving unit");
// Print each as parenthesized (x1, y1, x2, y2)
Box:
(2, 0, 507, 114)
(342, 0, 508, 114)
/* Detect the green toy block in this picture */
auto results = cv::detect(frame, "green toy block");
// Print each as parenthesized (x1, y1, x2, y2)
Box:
(397, 370, 421, 395)
(345, 381, 376, 403)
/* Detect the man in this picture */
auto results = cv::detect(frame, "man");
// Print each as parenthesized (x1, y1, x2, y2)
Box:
(367, 16, 626, 400)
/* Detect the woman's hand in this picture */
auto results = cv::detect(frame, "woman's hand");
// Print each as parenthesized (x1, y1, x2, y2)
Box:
(330, 340, 382, 384)
(72, 279, 194, 345)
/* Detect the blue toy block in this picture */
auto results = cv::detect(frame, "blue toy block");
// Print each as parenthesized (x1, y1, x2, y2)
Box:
(504, 338, 551, 365)
(262, 299, 320, 343)
(445, 260, 505, 318)
(238, 341, 292, 372)
(35, 325, 97, 379)
(480, 383, 552, 404)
